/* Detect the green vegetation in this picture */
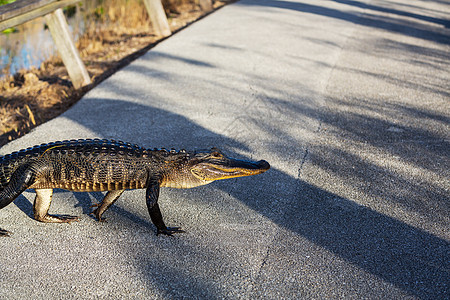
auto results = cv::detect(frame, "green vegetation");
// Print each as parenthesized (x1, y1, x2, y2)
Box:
(0, 0, 16, 6)
(2, 27, 17, 34)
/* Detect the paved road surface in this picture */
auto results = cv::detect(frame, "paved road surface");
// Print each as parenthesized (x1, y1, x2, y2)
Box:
(1, 0, 449, 298)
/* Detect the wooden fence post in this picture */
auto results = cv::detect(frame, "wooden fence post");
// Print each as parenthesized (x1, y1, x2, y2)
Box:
(143, 0, 171, 37)
(198, 0, 213, 12)
(45, 8, 91, 89)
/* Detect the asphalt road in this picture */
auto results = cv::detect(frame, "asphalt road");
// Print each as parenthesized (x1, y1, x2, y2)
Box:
(1, 0, 449, 298)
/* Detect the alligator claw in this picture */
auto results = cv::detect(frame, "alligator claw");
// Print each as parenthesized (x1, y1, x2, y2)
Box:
(156, 227, 185, 236)
(94, 215, 107, 222)
(58, 215, 79, 222)
(37, 214, 79, 223)
(0, 228, 12, 237)
(90, 208, 107, 222)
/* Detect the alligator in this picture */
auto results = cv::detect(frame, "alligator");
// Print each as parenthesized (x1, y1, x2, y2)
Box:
(0, 139, 270, 236)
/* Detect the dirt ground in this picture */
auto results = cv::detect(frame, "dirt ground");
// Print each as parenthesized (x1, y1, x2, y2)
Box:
(0, 0, 228, 147)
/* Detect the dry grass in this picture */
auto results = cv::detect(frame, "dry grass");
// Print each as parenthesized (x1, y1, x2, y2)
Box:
(0, 0, 228, 146)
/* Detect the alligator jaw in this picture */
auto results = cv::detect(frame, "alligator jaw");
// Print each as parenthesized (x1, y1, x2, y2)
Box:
(190, 158, 270, 182)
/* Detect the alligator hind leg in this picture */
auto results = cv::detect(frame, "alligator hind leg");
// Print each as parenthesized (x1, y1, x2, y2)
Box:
(33, 189, 79, 223)
(91, 190, 124, 221)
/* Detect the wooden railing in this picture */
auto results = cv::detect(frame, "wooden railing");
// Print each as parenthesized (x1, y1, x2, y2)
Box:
(0, 0, 213, 89)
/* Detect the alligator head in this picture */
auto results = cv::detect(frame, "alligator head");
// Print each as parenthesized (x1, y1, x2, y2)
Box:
(161, 148, 270, 188)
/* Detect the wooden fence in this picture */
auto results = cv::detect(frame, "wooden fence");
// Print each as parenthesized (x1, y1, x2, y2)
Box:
(0, 0, 213, 89)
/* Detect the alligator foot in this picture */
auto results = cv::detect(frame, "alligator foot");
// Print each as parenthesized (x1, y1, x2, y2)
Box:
(156, 227, 185, 236)
(0, 228, 12, 237)
(36, 214, 79, 223)
(90, 203, 106, 222)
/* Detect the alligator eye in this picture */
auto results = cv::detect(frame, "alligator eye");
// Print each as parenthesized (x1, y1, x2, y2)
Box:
(211, 151, 222, 158)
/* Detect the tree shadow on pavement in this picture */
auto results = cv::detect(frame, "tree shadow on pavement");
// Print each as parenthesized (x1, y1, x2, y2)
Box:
(240, 0, 450, 43)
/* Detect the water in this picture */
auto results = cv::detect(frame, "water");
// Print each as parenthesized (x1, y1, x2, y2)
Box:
(1, 18, 56, 76)
(0, 1, 98, 77)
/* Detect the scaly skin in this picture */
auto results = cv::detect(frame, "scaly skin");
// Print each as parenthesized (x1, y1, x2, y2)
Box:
(0, 139, 270, 236)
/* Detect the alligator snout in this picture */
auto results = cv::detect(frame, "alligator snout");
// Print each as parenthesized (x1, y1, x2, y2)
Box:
(256, 160, 270, 171)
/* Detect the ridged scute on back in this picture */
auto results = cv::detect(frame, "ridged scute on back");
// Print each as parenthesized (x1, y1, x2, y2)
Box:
(35, 139, 147, 159)
(0, 139, 192, 163)
(0, 139, 146, 160)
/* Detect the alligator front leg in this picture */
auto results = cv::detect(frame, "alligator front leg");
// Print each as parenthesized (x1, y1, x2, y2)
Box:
(146, 180, 184, 236)
(91, 190, 125, 221)
(33, 189, 79, 223)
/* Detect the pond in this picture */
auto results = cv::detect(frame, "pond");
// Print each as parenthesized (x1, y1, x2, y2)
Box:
(0, 0, 140, 77)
